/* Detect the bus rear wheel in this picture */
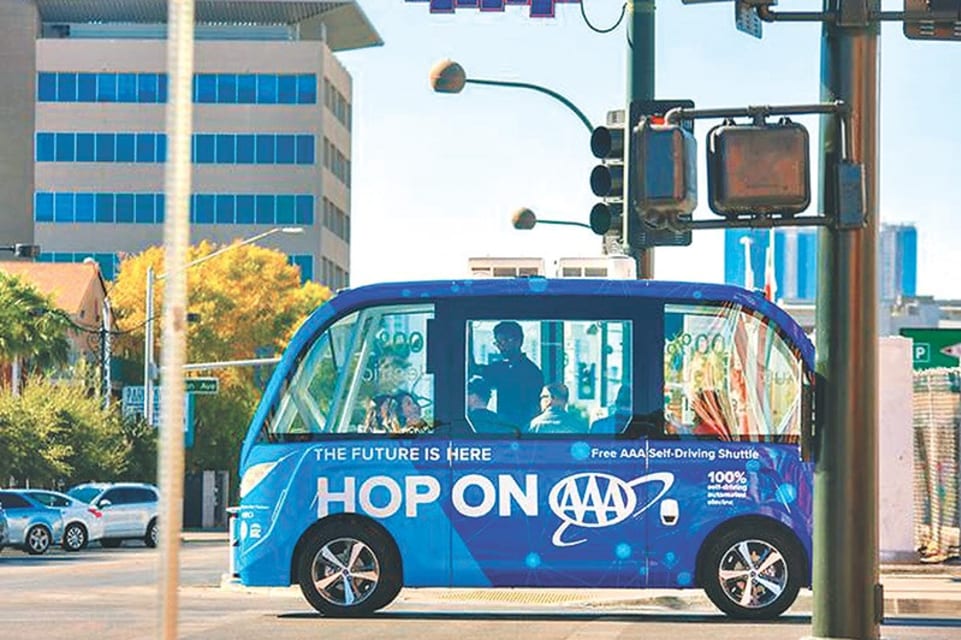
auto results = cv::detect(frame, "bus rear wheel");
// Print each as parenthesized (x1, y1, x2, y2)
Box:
(701, 525, 803, 620)
(297, 521, 401, 617)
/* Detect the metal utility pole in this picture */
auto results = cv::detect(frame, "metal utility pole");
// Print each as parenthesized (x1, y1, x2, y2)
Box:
(813, 0, 881, 637)
(625, 1, 655, 279)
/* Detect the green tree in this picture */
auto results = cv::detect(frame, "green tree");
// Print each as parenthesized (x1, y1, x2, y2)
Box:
(0, 271, 71, 376)
(108, 241, 332, 480)
(0, 367, 142, 487)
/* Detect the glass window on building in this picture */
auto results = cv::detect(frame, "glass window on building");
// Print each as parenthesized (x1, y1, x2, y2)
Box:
(116, 134, 135, 162)
(295, 195, 313, 225)
(117, 73, 137, 102)
(278, 75, 297, 104)
(57, 73, 77, 102)
(38, 72, 57, 101)
(257, 74, 277, 104)
(297, 74, 316, 104)
(77, 133, 95, 161)
(236, 195, 255, 224)
(77, 73, 97, 102)
(95, 133, 115, 162)
(35, 193, 53, 222)
(256, 195, 273, 224)
(97, 73, 117, 102)
(216, 134, 235, 164)
(256, 134, 275, 164)
(36, 133, 55, 161)
(236, 135, 255, 164)
(55, 132, 75, 162)
(75, 194, 94, 223)
(196, 74, 216, 103)
(216, 194, 235, 224)
(115, 194, 135, 223)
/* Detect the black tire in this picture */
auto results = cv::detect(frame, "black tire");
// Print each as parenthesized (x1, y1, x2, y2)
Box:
(144, 519, 158, 548)
(297, 521, 401, 617)
(100, 538, 123, 549)
(700, 524, 804, 620)
(62, 522, 88, 552)
(25, 525, 52, 555)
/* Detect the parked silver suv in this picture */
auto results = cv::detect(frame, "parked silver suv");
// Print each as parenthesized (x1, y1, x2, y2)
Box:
(67, 482, 159, 548)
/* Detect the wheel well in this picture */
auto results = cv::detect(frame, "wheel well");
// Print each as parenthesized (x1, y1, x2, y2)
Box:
(288, 514, 402, 585)
(66, 521, 88, 533)
(694, 515, 810, 587)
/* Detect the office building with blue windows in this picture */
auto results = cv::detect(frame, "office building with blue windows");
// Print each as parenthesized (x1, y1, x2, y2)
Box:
(0, 0, 381, 288)
(724, 223, 918, 304)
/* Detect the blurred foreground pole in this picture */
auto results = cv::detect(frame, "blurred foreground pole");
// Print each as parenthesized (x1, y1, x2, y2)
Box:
(812, 0, 880, 638)
(625, 1, 655, 278)
(158, 1, 194, 638)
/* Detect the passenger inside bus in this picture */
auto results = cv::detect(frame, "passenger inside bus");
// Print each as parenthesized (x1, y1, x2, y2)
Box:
(361, 392, 433, 435)
(529, 383, 586, 434)
(465, 376, 516, 434)
(589, 385, 632, 434)
(469, 320, 544, 431)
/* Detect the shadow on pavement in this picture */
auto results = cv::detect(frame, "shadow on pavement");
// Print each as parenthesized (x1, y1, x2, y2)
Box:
(278, 611, 813, 624)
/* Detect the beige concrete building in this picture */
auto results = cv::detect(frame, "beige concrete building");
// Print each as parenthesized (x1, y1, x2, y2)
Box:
(0, 0, 381, 288)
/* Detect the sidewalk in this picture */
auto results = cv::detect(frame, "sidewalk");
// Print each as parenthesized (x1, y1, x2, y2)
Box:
(196, 529, 961, 617)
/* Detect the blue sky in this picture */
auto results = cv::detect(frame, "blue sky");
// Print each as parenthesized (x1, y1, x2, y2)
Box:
(338, 0, 960, 298)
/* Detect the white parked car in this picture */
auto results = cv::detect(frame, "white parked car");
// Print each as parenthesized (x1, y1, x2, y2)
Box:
(24, 489, 105, 552)
(67, 483, 159, 548)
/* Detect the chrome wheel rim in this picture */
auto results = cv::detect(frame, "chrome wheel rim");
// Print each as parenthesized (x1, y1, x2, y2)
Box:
(28, 527, 50, 553)
(150, 523, 158, 546)
(311, 537, 380, 608)
(65, 524, 85, 550)
(717, 539, 788, 610)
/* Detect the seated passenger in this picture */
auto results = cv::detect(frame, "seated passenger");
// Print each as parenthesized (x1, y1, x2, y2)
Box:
(361, 394, 400, 433)
(466, 376, 515, 434)
(589, 385, 633, 434)
(394, 390, 432, 434)
(528, 383, 585, 434)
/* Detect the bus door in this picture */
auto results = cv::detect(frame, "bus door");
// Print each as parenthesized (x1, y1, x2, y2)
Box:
(304, 301, 455, 587)
(445, 297, 661, 588)
(645, 302, 808, 589)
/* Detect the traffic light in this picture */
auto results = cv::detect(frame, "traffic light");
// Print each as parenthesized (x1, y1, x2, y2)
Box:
(627, 100, 696, 248)
(706, 118, 810, 217)
(588, 123, 626, 246)
(904, 0, 961, 40)
(577, 362, 596, 400)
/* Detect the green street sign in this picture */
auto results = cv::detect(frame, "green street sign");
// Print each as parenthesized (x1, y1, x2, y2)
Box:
(899, 328, 961, 370)
(185, 377, 219, 394)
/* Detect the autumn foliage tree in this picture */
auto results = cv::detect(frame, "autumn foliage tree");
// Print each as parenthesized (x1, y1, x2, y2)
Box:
(109, 241, 332, 482)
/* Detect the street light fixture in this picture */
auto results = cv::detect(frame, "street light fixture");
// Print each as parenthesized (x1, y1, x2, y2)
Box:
(511, 207, 592, 231)
(429, 59, 594, 134)
(1, 243, 41, 258)
(142, 226, 303, 425)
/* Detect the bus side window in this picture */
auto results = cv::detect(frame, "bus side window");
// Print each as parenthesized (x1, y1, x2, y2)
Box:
(465, 318, 632, 436)
(334, 304, 437, 435)
(663, 303, 803, 441)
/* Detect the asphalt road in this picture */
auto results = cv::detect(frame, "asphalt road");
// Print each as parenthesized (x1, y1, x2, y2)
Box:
(1, 541, 960, 640)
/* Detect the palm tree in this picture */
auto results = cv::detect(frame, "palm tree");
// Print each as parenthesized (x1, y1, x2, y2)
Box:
(0, 272, 71, 393)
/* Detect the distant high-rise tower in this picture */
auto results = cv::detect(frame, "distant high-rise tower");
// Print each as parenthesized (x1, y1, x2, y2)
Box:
(879, 223, 918, 301)
(724, 223, 918, 303)
(724, 228, 818, 302)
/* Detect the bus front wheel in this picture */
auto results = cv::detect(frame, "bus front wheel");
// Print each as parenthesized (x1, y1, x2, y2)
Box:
(297, 521, 401, 617)
(701, 525, 803, 620)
